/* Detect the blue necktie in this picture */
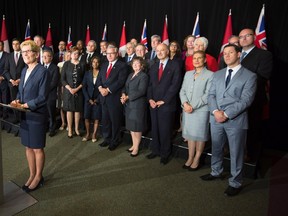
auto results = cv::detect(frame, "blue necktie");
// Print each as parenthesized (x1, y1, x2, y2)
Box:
(240, 52, 247, 62)
(151, 50, 155, 59)
(225, 69, 233, 88)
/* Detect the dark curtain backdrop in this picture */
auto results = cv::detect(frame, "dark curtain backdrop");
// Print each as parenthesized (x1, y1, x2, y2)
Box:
(1, 0, 288, 149)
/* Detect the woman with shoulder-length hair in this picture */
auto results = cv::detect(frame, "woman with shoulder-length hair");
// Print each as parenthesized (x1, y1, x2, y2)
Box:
(11, 40, 50, 192)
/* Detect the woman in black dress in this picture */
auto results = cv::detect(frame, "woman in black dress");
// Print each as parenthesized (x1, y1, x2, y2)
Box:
(82, 56, 101, 142)
(121, 57, 149, 156)
(61, 46, 85, 138)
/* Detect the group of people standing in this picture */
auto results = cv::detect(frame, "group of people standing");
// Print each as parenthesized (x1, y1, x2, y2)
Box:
(0, 27, 272, 196)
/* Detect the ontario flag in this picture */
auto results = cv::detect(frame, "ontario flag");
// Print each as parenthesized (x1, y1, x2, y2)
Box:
(102, 24, 107, 41)
(1, 15, 10, 53)
(218, 9, 233, 64)
(255, 5, 267, 50)
(85, 25, 91, 46)
(119, 21, 126, 57)
(66, 26, 72, 50)
(162, 15, 169, 45)
(24, 19, 31, 40)
(140, 19, 148, 50)
(192, 12, 200, 38)
(45, 23, 53, 51)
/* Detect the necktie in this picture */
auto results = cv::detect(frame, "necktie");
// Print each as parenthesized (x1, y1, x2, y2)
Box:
(151, 50, 155, 60)
(87, 53, 92, 63)
(240, 52, 247, 62)
(15, 52, 19, 65)
(45, 65, 48, 69)
(158, 63, 164, 81)
(225, 69, 233, 88)
(59, 53, 63, 62)
(128, 56, 131, 62)
(106, 63, 113, 79)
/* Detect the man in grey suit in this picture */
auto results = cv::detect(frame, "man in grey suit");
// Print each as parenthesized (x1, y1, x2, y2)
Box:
(201, 44, 257, 196)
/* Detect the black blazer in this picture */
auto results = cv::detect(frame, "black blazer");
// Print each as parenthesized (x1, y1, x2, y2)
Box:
(96, 59, 128, 105)
(147, 59, 182, 112)
(0, 51, 9, 76)
(82, 70, 100, 102)
(47, 63, 60, 100)
(80, 52, 99, 71)
(3, 52, 26, 85)
(241, 47, 273, 105)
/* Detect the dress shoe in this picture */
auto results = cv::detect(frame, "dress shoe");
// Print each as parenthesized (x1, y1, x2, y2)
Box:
(188, 164, 201, 171)
(182, 164, 191, 169)
(92, 138, 97, 143)
(130, 152, 139, 157)
(126, 149, 133, 153)
(24, 177, 44, 193)
(224, 186, 242, 196)
(160, 157, 169, 165)
(200, 173, 223, 181)
(49, 131, 57, 137)
(99, 141, 109, 147)
(146, 153, 158, 159)
(108, 145, 118, 151)
(22, 185, 29, 191)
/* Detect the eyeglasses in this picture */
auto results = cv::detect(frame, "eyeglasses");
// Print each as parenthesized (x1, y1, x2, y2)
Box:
(106, 52, 117, 55)
(239, 34, 253, 40)
(21, 50, 34, 54)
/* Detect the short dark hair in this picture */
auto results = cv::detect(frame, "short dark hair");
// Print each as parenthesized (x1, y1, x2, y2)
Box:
(223, 44, 241, 53)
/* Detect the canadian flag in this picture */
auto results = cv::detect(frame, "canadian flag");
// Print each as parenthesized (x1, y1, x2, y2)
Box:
(66, 26, 72, 50)
(85, 25, 91, 46)
(118, 21, 126, 57)
(45, 23, 53, 51)
(218, 9, 233, 63)
(102, 23, 107, 41)
(162, 15, 169, 45)
(1, 15, 10, 53)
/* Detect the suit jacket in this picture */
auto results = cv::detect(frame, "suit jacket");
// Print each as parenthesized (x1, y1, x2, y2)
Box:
(53, 51, 65, 65)
(179, 67, 213, 112)
(241, 46, 273, 106)
(147, 59, 182, 112)
(96, 59, 128, 105)
(17, 64, 50, 113)
(0, 52, 9, 89)
(47, 63, 60, 100)
(208, 66, 257, 129)
(80, 52, 99, 71)
(3, 52, 26, 85)
(122, 71, 149, 109)
(82, 70, 100, 102)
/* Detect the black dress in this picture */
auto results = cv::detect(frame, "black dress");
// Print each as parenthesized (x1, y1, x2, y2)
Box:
(61, 61, 85, 112)
(123, 71, 149, 132)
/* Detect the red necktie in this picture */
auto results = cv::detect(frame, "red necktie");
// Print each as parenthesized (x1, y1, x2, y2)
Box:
(158, 63, 164, 81)
(106, 63, 113, 79)
(15, 53, 19, 65)
(59, 53, 63, 62)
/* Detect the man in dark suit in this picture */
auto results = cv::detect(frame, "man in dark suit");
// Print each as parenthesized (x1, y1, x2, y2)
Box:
(146, 43, 182, 165)
(34, 35, 52, 64)
(239, 28, 273, 162)
(43, 49, 60, 137)
(97, 45, 128, 150)
(145, 35, 161, 68)
(0, 41, 9, 118)
(53, 40, 66, 65)
(3, 38, 26, 122)
(81, 40, 98, 71)
(201, 44, 257, 196)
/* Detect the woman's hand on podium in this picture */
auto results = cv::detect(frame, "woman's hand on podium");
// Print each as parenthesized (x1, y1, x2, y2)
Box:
(10, 100, 27, 109)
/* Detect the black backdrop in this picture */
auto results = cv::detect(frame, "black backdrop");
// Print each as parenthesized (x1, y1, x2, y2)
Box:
(1, 0, 288, 149)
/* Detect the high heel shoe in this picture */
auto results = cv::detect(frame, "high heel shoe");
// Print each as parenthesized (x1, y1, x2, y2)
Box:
(182, 164, 191, 169)
(24, 177, 44, 193)
(22, 184, 29, 191)
(130, 152, 139, 157)
(126, 149, 133, 153)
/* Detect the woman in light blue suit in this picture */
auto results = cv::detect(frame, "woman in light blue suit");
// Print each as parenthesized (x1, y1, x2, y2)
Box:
(11, 40, 50, 193)
(179, 51, 213, 170)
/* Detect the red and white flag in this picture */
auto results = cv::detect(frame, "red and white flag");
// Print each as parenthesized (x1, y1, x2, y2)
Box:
(45, 23, 53, 51)
(85, 25, 91, 46)
(102, 24, 107, 41)
(192, 12, 200, 38)
(66, 26, 72, 50)
(119, 21, 126, 57)
(1, 15, 10, 53)
(140, 19, 148, 50)
(218, 9, 233, 63)
(162, 15, 169, 45)
(24, 19, 31, 41)
(255, 5, 267, 50)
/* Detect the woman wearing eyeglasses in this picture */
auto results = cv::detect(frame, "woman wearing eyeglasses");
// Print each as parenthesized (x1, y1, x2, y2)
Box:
(11, 40, 50, 192)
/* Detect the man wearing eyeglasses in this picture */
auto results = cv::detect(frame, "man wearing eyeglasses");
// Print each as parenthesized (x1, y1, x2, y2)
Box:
(238, 28, 273, 163)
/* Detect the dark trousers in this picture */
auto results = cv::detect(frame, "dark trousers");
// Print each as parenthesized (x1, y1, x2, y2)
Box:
(47, 99, 57, 132)
(0, 81, 9, 117)
(150, 108, 175, 158)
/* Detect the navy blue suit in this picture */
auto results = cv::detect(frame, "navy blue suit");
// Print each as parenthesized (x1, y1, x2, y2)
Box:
(17, 64, 50, 148)
(147, 59, 182, 158)
(96, 59, 128, 147)
(0, 51, 9, 117)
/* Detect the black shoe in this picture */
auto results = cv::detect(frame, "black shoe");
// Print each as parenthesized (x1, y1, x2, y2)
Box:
(126, 149, 133, 153)
(49, 131, 57, 137)
(146, 153, 158, 159)
(130, 152, 139, 157)
(108, 145, 118, 151)
(21, 184, 29, 191)
(160, 157, 169, 165)
(224, 186, 242, 196)
(99, 141, 109, 147)
(24, 177, 44, 193)
(200, 174, 223, 181)
(182, 164, 191, 169)
(188, 164, 201, 171)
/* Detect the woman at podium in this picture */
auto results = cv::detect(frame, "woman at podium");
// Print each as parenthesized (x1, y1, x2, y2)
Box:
(11, 40, 50, 193)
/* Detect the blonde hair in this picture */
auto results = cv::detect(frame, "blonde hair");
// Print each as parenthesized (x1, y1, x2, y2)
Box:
(20, 40, 40, 53)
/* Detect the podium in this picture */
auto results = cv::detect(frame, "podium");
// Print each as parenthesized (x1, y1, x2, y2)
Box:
(0, 103, 37, 215)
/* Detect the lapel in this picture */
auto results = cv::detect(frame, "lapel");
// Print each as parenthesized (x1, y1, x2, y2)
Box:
(158, 59, 170, 83)
(224, 66, 243, 91)
(105, 60, 118, 80)
(23, 64, 39, 88)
